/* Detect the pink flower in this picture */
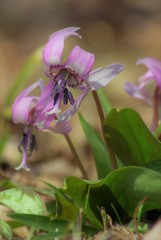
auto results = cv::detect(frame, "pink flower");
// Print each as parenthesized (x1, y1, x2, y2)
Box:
(42, 27, 125, 122)
(12, 79, 71, 171)
(124, 57, 161, 130)
(124, 58, 161, 104)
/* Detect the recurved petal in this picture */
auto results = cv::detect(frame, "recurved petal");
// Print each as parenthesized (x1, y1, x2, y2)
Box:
(57, 88, 89, 122)
(12, 96, 38, 124)
(43, 27, 81, 66)
(12, 79, 44, 113)
(87, 64, 125, 90)
(124, 82, 152, 105)
(136, 58, 161, 88)
(65, 45, 95, 77)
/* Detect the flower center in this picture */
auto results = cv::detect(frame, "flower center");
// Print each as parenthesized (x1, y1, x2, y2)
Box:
(51, 68, 84, 107)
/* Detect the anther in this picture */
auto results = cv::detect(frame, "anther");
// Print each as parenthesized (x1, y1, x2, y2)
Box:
(68, 91, 75, 105)
(27, 134, 37, 157)
(63, 88, 69, 105)
(18, 133, 27, 153)
(54, 92, 60, 105)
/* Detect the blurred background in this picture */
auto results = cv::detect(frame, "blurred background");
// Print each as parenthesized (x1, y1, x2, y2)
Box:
(0, 0, 161, 185)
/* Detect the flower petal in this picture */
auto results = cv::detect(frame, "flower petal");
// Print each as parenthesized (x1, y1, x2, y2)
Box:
(12, 80, 44, 114)
(15, 149, 30, 171)
(12, 97, 38, 124)
(124, 82, 152, 105)
(57, 88, 89, 122)
(65, 46, 95, 77)
(137, 58, 161, 88)
(12, 80, 44, 124)
(87, 64, 125, 90)
(49, 121, 72, 134)
(43, 27, 81, 66)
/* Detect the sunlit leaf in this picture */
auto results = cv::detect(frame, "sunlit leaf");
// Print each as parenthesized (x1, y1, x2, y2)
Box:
(0, 188, 47, 215)
(79, 113, 112, 178)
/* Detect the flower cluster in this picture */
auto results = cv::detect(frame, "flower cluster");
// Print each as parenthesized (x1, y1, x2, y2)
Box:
(12, 27, 125, 170)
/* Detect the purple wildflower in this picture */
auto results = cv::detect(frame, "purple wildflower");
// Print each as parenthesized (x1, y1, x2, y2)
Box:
(124, 57, 161, 130)
(42, 27, 125, 122)
(12, 79, 71, 170)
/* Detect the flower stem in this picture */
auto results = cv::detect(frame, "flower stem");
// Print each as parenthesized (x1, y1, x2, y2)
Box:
(92, 91, 118, 170)
(92, 91, 105, 126)
(152, 86, 160, 131)
(64, 134, 88, 179)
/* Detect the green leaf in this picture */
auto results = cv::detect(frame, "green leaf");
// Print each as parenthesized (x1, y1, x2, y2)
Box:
(9, 214, 67, 233)
(59, 167, 161, 228)
(78, 113, 112, 178)
(0, 218, 12, 240)
(145, 160, 161, 173)
(0, 179, 17, 189)
(45, 182, 79, 221)
(97, 88, 112, 115)
(0, 188, 46, 215)
(5, 46, 43, 108)
(103, 108, 161, 166)
(32, 233, 63, 240)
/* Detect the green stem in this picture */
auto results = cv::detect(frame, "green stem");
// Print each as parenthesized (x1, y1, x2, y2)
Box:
(92, 91, 118, 170)
(152, 86, 160, 131)
(64, 134, 88, 179)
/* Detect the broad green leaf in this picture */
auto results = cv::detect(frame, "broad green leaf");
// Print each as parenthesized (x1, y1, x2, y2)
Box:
(0, 218, 12, 240)
(78, 113, 112, 178)
(103, 108, 161, 166)
(59, 167, 161, 228)
(145, 160, 161, 173)
(97, 88, 112, 115)
(5, 46, 43, 107)
(0, 188, 46, 215)
(61, 176, 127, 229)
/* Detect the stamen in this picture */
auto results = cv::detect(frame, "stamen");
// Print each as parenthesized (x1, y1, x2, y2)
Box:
(18, 130, 37, 157)
(51, 82, 58, 97)
(54, 92, 60, 105)
(18, 133, 27, 154)
(68, 91, 75, 105)
(27, 134, 37, 157)
(63, 88, 69, 105)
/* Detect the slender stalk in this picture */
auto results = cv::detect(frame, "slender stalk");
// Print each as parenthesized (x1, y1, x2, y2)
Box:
(92, 91, 105, 126)
(152, 86, 160, 131)
(64, 134, 88, 179)
(92, 91, 118, 170)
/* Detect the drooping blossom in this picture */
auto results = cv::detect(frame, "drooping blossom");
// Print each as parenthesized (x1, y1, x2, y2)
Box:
(124, 57, 161, 130)
(12, 79, 71, 171)
(42, 27, 125, 122)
